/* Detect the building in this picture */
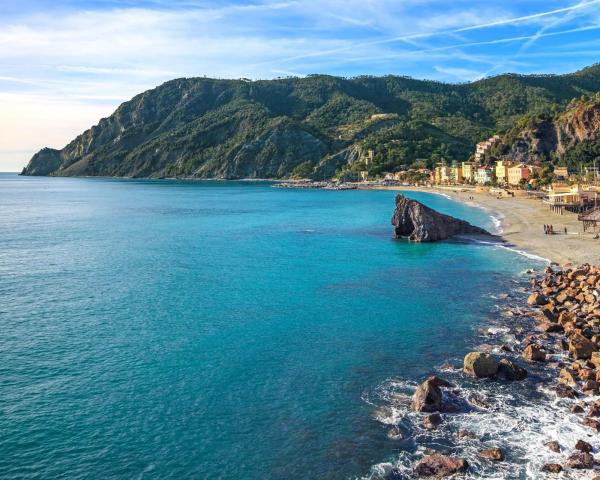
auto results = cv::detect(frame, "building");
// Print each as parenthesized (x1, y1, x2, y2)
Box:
(495, 160, 514, 185)
(554, 166, 569, 180)
(476, 165, 494, 185)
(544, 184, 584, 214)
(449, 165, 463, 184)
(461, 162, 477, 183)
(434, 163, 451, 184)
(474, 135, 501, 163)
(507, 164, 531, 186)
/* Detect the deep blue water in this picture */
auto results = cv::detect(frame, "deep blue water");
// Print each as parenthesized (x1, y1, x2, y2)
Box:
(0, 174, 535, 479)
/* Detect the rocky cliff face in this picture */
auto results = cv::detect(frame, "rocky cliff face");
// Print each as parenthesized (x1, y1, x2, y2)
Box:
(391, 194, 491, 242)
(501, 99, 600, 160)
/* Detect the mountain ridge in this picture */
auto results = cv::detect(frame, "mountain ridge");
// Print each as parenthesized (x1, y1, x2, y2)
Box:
(21, 64, 600, 179)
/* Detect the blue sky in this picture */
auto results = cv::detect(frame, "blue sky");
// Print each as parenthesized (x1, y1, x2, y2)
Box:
(2, 0, 600, 171)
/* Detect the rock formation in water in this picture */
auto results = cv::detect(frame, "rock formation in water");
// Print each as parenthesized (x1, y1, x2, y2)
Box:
(391, 194, 492, 242)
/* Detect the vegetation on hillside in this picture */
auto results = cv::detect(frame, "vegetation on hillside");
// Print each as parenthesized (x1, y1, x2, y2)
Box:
(22, 64, 600, 179)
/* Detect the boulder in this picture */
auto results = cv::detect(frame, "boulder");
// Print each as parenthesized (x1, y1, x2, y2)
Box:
(527, 292, 547, 306)
(497, 358, 528, 381)
(575, 439, 593, 453)
(544, 440, 561, 453)
(569, 334, 596, 360)
(583, 417, 600, 431)
(591, 351, 600, 369)
(555, 384, 579, 398)
(542, 464, 563, 473)
(391, 194, 492, 242)
(463, 352, 498, 378)
(565, 452, 594, 469)
(412, 376, 450, 413)
(414, 454, 469, 477)
(423, 413, 442, 430)
(522, 344, 546, 362)
(559, 368, 578, 386)
(478, 447, 504, 461)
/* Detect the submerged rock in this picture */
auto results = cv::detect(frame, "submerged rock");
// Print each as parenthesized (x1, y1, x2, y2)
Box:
(544, 440, 561, 453)
(414, 454, 469, 477)
(463, 352, 498, 378)
(423, 413, 443, 430)
(391, 194, 492, 242)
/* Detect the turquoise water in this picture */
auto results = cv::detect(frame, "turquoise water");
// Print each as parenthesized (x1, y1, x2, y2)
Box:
(0, 174, 535, 479)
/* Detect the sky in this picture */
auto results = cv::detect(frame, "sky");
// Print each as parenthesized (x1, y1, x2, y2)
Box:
(2, 1, 600, 171)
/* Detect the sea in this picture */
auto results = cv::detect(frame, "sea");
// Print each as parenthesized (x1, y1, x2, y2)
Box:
(0, 173, 588, 479)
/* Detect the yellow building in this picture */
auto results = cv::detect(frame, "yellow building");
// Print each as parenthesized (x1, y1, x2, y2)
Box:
(434, 164, 451, 184)
(449, 165, 463, 184)
(554, 166, 569, 179)
(461, 162, 477, 183)
(507, 164, 531, 186)
(544, 184, 583, 214)
(495, 160, 514, 185)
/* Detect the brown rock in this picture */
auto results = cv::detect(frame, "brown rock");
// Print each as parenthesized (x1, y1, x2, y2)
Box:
(478, 447, 504, 461)
(414, 454, 469, 477)
(541, 463, 563, 473)
(497, 358, 528, 381)
(528, 292, 547, 306)
(569, 334, 596, 360)
(565, 452, 594, 469)
(457, 429, 476, 439)
(423, 413, 442, 430)
(591, 351, 600, 369)
(575, 439, 593, 453)
(544, 440, 561, 452)
(463, 352, 498, 378)
(559, 368, 578, 386)
(523, 344, 546, 362)
(571, 404, 585, 414)
(583, 417, 600, 431)
(412, 378, 444, 413)
(588, 402, 600, 417)
(556, 384, 579, 398)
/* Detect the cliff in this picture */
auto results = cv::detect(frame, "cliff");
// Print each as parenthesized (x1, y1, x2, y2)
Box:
(391, 194, 491, 242)
(495, 96, 600, 166)
(21, 65, 600, 179)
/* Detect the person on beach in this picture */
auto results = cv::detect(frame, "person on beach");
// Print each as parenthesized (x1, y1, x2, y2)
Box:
(564, 227, 567, 235)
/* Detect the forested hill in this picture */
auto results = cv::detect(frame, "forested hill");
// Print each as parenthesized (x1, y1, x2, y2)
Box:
(21, 64, 600, 179)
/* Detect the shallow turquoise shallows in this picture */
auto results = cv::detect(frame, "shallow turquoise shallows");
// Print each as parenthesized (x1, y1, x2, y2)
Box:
(0, 174, 534, 479)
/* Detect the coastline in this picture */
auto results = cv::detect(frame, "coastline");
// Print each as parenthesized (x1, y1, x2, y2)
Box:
(375, 185, 600, 266)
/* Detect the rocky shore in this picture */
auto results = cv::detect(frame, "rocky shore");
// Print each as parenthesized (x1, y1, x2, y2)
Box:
(381, 264, 600, 479)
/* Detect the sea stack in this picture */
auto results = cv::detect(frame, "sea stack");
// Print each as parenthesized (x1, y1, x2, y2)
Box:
(391, 194, 492, 242)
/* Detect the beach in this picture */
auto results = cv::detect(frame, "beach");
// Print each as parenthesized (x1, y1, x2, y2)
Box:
(377, 185, 600, 266)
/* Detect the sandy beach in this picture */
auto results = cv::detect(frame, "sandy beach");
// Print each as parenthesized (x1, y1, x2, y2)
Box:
(377, 185, 600, 266)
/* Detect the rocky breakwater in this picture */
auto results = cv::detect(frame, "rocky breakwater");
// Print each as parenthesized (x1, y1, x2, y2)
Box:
(391, 194, 492, 242)
(525, 264, 600, 473)
(372, 263, 600, 479)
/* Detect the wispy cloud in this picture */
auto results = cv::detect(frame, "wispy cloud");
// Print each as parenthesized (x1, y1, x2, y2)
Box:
(2, 0, 600, 170)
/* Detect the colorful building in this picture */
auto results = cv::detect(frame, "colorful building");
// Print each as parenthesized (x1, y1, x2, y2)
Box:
(474, 135, 501, 163)
(507, 164, 531, 186)
(544, 184, 584, 214)
(475, 166, 494, 185)
(461, 162, 477, 183)
(495, 160, 514, 185)
(449, 165, 463, 184)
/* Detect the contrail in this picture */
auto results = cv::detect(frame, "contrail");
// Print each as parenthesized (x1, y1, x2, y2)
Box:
(266, 0, 600, 65)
